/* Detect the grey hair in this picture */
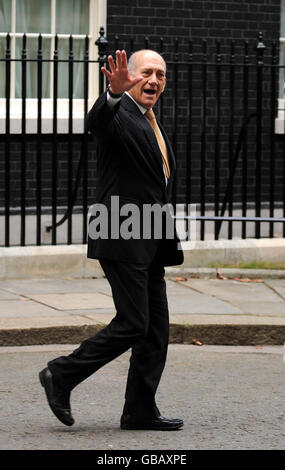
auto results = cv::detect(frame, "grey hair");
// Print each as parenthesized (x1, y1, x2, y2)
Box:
(128, 49, 167, 76)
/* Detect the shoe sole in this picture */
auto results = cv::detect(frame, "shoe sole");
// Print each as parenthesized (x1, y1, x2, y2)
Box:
(39, 369, 74, 427)
(120, 423, 184, 431)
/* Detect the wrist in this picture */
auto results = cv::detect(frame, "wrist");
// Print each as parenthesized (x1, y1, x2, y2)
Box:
(107, 84, 124, 98)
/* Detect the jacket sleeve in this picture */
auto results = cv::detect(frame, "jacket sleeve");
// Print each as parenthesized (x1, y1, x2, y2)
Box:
(85, 90, 121, 139)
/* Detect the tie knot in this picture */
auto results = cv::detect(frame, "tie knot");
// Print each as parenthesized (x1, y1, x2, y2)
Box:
(145, 109, 156, 122)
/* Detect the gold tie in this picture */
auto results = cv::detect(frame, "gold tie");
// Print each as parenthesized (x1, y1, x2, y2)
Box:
(145, 109, 171, 179)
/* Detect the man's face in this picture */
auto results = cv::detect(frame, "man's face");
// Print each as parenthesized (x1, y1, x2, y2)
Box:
(128, 51, 166, 109)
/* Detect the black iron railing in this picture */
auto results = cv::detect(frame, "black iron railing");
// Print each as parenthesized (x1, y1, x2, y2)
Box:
(0, 28, 285, 246)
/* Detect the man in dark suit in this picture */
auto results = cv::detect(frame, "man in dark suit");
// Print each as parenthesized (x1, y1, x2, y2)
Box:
(39, 49, 184, 431)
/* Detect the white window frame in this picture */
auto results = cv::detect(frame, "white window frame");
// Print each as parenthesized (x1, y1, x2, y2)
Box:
(275, 2, 285, 134)
(275, 38, 285, 134)
(0, 0, 107, 134)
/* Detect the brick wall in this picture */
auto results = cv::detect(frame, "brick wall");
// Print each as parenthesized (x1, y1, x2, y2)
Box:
(106, 0, 281, 50)
(105, 0, 284, 210)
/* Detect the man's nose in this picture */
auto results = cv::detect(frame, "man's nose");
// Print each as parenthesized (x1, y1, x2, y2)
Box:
(148, 73, 158, 85)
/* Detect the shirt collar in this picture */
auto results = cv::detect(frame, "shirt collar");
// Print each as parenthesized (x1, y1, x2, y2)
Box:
(125, 92, 148, 115)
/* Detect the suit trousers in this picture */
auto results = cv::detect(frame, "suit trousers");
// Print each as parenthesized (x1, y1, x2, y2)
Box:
(47, 249, 169, 419)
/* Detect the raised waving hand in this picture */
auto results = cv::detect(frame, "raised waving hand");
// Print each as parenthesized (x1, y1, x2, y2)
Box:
(101, 50, 142, 95)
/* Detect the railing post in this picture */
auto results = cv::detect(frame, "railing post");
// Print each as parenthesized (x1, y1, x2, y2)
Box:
(214, 40, 221, 240)
(36, 34, 43, 246)
(172, 37, 179, 211)
(255, 32, 266, 239)
(158, 37, 164, 124)
(83, 34, 90, 243)
(270, 41, 277, 238)
(186, 38, 193, 239)
(21, 34, 27, 247)
(242, 40, 249, 239)
(228, 40, 235, 240)
(95, 27, 109, 95)
(5, 34, 11, 247)
(68, 34, 74, 244)
(200, 39, 207, 241)
(51, 34, 58, 245)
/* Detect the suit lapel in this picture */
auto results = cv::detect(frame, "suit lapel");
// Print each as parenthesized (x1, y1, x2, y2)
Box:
(121, 95, 167, 186)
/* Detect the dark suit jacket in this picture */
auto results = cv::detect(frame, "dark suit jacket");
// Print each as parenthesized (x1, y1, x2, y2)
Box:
(85, 91, 184, 267)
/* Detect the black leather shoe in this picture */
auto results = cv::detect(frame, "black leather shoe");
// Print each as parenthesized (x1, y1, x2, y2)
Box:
(39, 367, 74, 426)
(120, 414, 184, 431)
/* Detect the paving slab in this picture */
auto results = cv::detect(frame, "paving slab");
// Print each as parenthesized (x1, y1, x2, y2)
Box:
(178, 278, 283, 304)
(0, 289, 21, 300)
(0, 278, 112, 296)
(166, 280, 242, 315)
(69, 310, 116, 317)
(0, 315, 97, 330)
(231, 301, 285, 316)
(264, 279, 285, 300)
(176, 279, 285, 317)
(168, 314, 285, 325)
(0, 299, 59, 317)
(25, 292, 114, 310)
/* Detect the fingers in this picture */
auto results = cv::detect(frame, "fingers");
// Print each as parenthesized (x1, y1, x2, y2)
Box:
(101, 50, 133, 94)
(121, 50, 128, 69)
(116, 50, 122, 69)
(101, 66, 111, 79)
(109, 50, 127, 71)
(102, 51, 126, 78)
(108, 55, 116, 73)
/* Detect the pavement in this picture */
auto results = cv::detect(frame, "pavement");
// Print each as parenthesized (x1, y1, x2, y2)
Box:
(1, 268, 285, 346)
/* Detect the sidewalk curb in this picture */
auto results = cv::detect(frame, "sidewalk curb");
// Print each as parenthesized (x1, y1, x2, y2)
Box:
(2, 239, 285, 280)
(1, 322, 285, 347)
(165, 267, 285, 279)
